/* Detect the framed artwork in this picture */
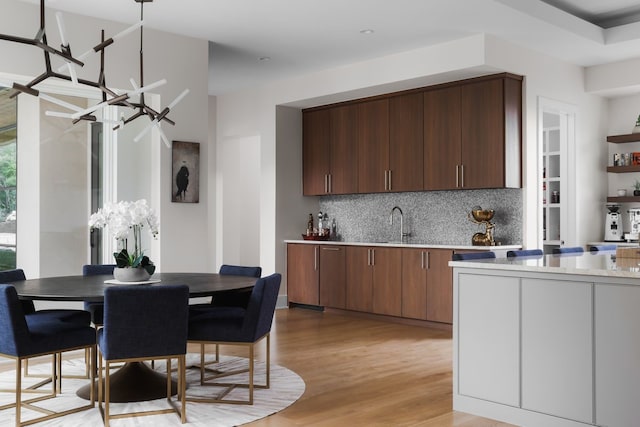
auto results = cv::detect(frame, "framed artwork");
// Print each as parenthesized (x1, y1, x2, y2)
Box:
(171, 141, 200, 203)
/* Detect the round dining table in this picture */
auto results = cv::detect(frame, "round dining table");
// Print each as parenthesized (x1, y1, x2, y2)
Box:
(10, 272, 257, 402)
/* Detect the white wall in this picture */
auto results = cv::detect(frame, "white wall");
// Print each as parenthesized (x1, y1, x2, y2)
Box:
(2, 0, 210, 276)
(219, 135, 261, 265)
(215, 33, 609, 295)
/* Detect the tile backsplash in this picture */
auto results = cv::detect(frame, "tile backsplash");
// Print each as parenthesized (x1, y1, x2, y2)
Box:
(317, 189, 522, 245)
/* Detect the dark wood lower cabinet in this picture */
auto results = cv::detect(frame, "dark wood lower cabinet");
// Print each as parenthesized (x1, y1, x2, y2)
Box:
(401, 248, 453, 323)
(345, 246, 373, 312)
(288, 243, 454, 324)
(425, 249, 453, 323)
(319, 246, 346, 309)
(287, 244, 319, 305)
(346, 246, 402, 317)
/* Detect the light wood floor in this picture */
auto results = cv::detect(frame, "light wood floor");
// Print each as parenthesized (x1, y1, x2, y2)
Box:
(236, 307, 515, 427)
(1, 308, 516, 426)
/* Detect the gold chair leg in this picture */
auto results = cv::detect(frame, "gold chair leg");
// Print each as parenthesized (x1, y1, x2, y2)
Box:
(266, 333, 271, 388)
(12, 349, 93, 427)
(16, 359, 22, 427)
(248, 344, 254, 405)
(180, 355, 186, 423)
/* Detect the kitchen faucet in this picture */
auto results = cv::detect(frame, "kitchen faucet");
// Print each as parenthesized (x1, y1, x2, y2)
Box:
(390, 206, 410, 243)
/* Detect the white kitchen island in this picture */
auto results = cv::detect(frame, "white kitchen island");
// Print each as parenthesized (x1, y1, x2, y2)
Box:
(450, 249, 640, 427)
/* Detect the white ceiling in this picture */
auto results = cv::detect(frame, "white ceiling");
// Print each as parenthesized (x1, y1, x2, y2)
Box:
(18, 0, 640, 95)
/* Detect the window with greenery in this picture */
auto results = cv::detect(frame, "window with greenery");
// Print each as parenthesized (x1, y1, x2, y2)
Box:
(0, 87, 16, 270)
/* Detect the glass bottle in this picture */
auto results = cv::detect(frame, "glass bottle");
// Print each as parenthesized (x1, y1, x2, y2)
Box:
(306, 214, 314, 236)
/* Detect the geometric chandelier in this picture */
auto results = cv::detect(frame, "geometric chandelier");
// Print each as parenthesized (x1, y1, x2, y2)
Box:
(0, 0, 187, 147)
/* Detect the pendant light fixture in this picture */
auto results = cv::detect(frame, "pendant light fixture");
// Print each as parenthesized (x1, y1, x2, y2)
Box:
(0, 0, 187, 144)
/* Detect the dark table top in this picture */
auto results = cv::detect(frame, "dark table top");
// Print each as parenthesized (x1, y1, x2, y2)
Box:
(10, 272, 257, 302)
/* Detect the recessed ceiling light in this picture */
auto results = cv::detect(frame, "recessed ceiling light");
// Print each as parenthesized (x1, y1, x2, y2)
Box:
(360, 29, 375, 34)
(259, 56, 271, 61)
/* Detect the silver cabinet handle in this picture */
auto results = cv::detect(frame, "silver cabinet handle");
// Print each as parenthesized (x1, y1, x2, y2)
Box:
(322, 247, 340, 251)
(324, 174, 328, 194)
(367, 248, 371, 266)
(426, 251, 430, 269)
(456, 165, 459, 188)
(460, 165, 465, 188)
(314, 246, 318, 271)
(421, 251, 425, 269)
(328, 174, 332, 193)
(371, 249, 375, 266)
(388, 170, 392, 191)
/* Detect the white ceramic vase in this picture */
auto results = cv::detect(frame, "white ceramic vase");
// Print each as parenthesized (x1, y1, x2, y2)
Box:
(113, 267, 151, 282)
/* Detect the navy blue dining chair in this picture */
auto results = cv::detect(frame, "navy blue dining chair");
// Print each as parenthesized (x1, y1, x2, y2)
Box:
(589, 245, 617, 252)
(98, 284, 189, 426)
(0, 284, 96, 427)
(0, 269, 90, 326)
(189, 264, 261, 366)
(82, 264, 116, 326)
(552, 246, 584, 255)
(0, 268, 92, 384)
(212, 264, 262, 308)
(187, 273, 281, 405)
(507, 249, 543, 258)
(452, 252, 496, 261)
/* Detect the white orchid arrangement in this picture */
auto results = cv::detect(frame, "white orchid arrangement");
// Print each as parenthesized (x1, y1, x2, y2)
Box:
(89, 199, 159, 274)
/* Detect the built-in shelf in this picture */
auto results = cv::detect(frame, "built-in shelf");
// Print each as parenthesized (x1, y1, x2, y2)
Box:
(607, 196, 640, 203)
(607, 165, 640, 173)
(607, 134, 640, 144)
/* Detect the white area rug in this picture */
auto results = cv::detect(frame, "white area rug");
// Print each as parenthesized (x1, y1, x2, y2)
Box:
(0, 353, 305, 426)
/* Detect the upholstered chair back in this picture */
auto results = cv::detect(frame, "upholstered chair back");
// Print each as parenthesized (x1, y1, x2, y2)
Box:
(100, 284, 189, 360)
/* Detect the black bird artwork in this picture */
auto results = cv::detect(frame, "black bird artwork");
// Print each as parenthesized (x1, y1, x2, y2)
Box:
(175, 165, 189, 200)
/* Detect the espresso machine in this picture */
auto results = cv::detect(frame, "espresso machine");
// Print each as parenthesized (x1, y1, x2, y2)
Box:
(604, 204, 624, 242)
(626, 208, 640, 242)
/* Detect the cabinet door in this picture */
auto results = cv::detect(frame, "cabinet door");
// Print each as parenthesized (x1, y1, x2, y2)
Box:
(357, 99, 389, 193)
(286, 244, 319, 305)
(460, 78, 504, 189)
(595, 284, 640, 427)
(458, 273, 520, 406)
(330, 105, 359, 194)
(424, 86, 461, 190)
(345, 246, 373, 312)
(401, 248, 427, 320)
(426, 249, 453, 323)
(303, 109, 331, 195)
(319, 245, 346, 309)
(521, 278, 592, 424)
(389, 93, 423, 191)
(371, 247, 402, 316)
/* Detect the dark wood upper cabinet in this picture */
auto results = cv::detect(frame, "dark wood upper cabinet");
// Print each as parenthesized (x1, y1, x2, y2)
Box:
(461, 79, 504, 188)
(425, 75, 522, 190)
(460, 76, 522, 189)
(303, 109, 330, 195)
(424, 86, 461, 190)
(302, 105, 358, 195)
(329, 104, 359, 195)
(389, 92, 424, 191)
(302, 73, 522, 195)
(358, 99, 389, 193)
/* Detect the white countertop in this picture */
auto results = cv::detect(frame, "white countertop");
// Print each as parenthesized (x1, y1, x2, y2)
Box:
(449, 249, 640, 279)
(285, 239, 521, 251)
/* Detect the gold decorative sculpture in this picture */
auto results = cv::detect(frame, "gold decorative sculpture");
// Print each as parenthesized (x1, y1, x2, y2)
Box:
(469, 208, 495, 246)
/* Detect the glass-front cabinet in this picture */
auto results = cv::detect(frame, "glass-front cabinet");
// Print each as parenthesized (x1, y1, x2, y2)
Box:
(543, 119, 561, 247)
(540, 98, 575, 254)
